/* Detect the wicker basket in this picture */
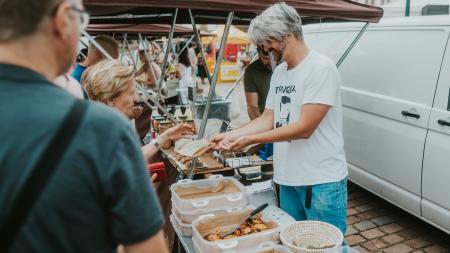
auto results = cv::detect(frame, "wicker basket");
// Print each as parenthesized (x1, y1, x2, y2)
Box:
(280, 221, 343, 253)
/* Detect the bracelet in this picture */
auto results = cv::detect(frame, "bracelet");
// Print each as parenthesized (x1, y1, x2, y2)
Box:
(150, 138, 160, 149)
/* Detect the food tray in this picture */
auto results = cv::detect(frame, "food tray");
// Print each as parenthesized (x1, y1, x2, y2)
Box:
(191, 206, 283, 253)
(172, 200, 246, 224)
(171, 175, 248, 212)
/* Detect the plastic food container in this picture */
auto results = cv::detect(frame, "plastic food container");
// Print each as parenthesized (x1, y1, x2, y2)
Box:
(172, 201, 246, 224)
(171, 175, 248, 213)
(222, 241, 292, 253)
(171, 210, 193, 236)
(191, 206, 282, 253)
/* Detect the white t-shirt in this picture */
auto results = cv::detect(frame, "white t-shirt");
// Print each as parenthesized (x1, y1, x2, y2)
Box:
(265, 51, 347, 186)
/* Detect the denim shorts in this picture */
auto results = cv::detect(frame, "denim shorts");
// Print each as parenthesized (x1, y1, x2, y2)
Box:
(279, 178, 348, 235)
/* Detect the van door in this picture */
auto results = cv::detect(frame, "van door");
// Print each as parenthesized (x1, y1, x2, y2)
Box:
(336, 27, 448, 216)
(422, 33, 450, 233)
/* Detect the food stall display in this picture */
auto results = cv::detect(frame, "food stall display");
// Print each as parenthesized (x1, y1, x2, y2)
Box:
(81, 1, 383, 252)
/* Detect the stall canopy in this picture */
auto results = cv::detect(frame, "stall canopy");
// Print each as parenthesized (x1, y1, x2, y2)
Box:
(84, 0, 384, 24)
(86, 24, 213, 37)
(202, 25, 249, 45)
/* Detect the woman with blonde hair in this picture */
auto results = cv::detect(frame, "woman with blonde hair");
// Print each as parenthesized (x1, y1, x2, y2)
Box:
(82, 60, 193, 162)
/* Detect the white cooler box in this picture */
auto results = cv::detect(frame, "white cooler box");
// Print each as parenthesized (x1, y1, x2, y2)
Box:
(223, 242, 292, 253)
(192, 205, 294, 253)
(170, 175, 248, 213)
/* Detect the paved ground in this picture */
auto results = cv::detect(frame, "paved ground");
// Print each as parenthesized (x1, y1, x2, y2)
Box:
(346, 182, 450, 253)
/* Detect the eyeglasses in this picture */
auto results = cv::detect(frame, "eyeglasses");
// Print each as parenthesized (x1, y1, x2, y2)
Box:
(51, 3, 90, 32)
(70, 6, 90, 32)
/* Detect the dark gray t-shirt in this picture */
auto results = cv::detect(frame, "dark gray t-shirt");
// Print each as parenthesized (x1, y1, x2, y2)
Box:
(0, 64, 163, 253)
(244, 59, 272, 113)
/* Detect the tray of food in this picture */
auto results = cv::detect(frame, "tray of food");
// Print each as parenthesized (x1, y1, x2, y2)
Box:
(191, 206, 281, 253)
(170, 175, 248, 212)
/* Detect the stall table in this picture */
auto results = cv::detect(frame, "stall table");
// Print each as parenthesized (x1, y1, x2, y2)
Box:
(170, 189, 360, 253)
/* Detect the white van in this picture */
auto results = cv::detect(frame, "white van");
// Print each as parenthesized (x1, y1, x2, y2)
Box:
(303, 16, 450, 234)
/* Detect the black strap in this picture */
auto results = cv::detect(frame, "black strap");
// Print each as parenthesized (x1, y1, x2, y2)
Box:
(0, 99, 88, 252)
(305, 185, 313, 209)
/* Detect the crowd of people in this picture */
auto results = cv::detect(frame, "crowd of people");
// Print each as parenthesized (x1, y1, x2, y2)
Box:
(1, 0, 348, 252)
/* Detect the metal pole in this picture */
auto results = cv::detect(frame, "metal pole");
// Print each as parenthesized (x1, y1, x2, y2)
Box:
(125, 39, 137, 70)
(79, 39, 89, 50)
(120, 33, 128, 62)
(189, 11, 234, 179)
(405, 0, 411, 17)
(156, 8, 179, 102)
(177, 35, 196, 58)
(90, 13, 172, 20)
(224, 54, 259, 99)
(136, 85, 179, 124)
(81, 31, 114, 60)
(189, 9, 213, 85)
(336, 22, 370, 68)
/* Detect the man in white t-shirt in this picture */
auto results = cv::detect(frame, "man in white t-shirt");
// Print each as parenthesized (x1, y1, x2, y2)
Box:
(211, 2, 348, 235)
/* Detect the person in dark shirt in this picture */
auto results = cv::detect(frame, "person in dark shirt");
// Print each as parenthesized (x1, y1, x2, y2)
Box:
(244, 46, 273, 120)
(0, 0, 168, 252)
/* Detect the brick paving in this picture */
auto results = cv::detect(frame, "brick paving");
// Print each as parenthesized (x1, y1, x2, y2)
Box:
(346, 182, 450, 252)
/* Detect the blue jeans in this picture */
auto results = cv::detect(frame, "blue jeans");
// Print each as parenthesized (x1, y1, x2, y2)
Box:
(279, 178, 348, 235)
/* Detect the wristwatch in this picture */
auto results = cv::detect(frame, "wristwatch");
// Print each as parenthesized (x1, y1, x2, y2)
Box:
(150, 138, 160, 149)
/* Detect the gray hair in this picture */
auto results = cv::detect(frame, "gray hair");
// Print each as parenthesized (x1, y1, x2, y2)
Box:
(248, 2, 303, 46)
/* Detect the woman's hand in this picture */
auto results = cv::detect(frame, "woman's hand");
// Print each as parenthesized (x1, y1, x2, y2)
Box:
(158, 123, 194, 144)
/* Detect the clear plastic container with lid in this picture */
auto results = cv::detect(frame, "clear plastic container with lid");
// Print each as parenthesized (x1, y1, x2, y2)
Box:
(170, 175, 248, 213)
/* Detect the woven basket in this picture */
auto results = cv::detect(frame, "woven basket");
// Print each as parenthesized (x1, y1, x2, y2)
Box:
(280, 221, 343, 253)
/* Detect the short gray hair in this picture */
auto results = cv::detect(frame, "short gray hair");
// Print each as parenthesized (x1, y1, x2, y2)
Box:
(248, 2, 303, 46)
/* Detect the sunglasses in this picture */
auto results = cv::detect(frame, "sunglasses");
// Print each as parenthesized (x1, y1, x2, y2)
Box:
(257, 46, 270, 56)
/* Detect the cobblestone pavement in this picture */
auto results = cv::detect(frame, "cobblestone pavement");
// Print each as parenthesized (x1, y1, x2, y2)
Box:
(346, 182, 450, 253)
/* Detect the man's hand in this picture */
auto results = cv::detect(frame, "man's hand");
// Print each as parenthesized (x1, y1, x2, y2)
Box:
(228, 136, 255, 151)
(209, 133, 236, 150)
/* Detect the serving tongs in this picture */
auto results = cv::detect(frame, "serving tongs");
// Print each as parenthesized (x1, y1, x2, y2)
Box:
(219, 203, 269, 238)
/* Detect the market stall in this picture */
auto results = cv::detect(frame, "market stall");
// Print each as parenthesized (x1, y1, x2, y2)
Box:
(201, 25, 250, 83)
(82, 1, 383, 252)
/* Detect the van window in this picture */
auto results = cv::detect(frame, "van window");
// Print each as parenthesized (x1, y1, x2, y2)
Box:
(338, 29, 448, 105)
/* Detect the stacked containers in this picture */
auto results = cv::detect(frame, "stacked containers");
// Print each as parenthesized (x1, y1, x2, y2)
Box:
(170, 175, 248, 236)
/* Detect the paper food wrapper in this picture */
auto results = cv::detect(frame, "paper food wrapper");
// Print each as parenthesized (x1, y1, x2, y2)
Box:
(174, 139, 210, 157)
(196, 209, 277, 237)
(174, 180, 241, 199)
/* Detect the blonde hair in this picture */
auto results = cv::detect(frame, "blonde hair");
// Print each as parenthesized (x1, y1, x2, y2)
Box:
(82, 60, 135, 103)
